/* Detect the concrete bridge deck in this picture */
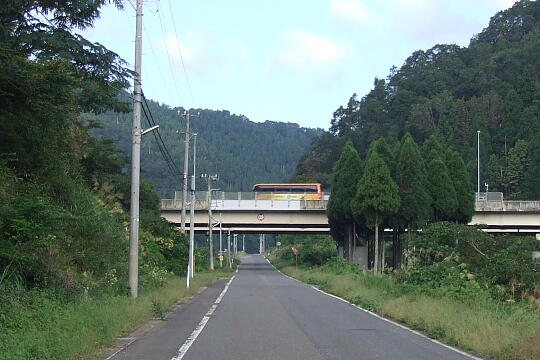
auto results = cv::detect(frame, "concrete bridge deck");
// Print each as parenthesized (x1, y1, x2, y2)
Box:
(160, 192, 540, 234)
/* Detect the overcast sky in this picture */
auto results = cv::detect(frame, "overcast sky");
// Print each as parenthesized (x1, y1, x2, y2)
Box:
(82, 0, 518, 129)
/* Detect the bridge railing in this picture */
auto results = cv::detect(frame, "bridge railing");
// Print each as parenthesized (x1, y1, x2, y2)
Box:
(476, 200, 540, 212)
(162, 193, 328, 211)
(173, 191, 330, 202)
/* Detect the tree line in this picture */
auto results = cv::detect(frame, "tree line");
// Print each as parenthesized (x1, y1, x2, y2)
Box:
(327, 134, 474, 273)
(293, 0, 540, 201)
(89, 103, 321, 196)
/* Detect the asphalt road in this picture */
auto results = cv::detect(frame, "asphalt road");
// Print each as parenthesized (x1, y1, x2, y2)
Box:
(110, 254, 480, 360)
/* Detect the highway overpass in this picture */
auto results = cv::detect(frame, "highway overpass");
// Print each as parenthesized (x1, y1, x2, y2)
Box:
(160, 192, 540, 234)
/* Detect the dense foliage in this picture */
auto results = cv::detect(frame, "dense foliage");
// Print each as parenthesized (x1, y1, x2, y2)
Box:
(352, 150, 399, 273)
(326, 141, 362, 261)
(273, 234, 336, 267)
(405, 222, 539, 302)
(0, 1, 186, 302)
(293, 0, 540, 200)
(327, 132, 474, 269)
(272, 224, 539, 303)
(88, 104, 321, 196)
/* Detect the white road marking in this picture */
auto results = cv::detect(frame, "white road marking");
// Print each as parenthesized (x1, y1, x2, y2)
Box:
(171, 275, 235, 360)
(264, 256, 483, 360)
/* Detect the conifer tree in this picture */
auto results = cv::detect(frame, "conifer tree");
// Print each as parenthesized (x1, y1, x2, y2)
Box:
(352, 152, 399, 273)
(504, 139, 529, 199)
(485, 154, 503, 192)
(396, 134, 431, 229)
(367, 137, 395, 176)
(524, 133, 540, 200)
(425, 151, 458, 221)
(446, 148, 475, 223)
(367, 137, 398, 269)
(422, 134, 445, 165)
(327, 141, 363, 261)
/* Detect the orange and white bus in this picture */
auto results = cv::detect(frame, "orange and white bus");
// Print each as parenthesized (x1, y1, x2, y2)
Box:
(252, 183, 323, 200)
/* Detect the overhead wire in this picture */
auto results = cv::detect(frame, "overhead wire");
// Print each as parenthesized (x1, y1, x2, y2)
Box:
(155, 2, 183, 101)
(140, 94, 182, 180)
(166, 0, 195, 107)
(141, 91, 182, 173)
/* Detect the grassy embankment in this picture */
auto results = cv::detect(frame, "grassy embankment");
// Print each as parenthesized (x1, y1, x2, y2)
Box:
(269, 255, 540, 360)
(0, 269, 232, 360)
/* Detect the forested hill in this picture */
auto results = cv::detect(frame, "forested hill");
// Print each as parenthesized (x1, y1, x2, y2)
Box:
(293, 0, 540, 200)
(87, 102, 321, 196)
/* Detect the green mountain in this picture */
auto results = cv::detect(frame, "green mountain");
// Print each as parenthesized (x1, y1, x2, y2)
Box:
(293, 0, 540, 200)
(87, 100, 321, 196)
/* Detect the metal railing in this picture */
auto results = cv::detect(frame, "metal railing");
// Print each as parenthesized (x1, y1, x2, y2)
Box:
(475, 192, 503, 201)
(163, 191, 328, 211)
(165, 191, 540, 213)
(174, 191, 328, 202)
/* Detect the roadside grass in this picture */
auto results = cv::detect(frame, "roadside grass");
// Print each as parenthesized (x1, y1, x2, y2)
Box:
(271, 257, 540, 360)
(0, 269, 232, 360)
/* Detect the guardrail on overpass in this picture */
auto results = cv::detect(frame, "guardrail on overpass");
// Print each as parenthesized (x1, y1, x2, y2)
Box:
(161, 192, 329, 233)
(161, 192, 540, 234)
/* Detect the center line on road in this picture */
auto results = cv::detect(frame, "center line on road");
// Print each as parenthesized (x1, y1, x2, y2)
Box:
(171, 275, 235, 360)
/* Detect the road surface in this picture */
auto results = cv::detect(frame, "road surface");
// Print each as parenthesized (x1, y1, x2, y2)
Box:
(109, 254, 480, 360)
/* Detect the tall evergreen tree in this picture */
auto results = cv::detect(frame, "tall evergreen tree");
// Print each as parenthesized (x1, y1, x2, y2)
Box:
(352, 152, 399, 273)
(421, 134, 445, 165)
(396, 134, 431, 229)
(327, 141, 363, 261)
(425, 151, 458, 221)
(524, 133, 540, 200)
(367, 137, 395, 176)
(485, 154, 504, 193)
(393, 134, 431, 269)
(504, 139, 529, 199)
(446, 148, 475, 223)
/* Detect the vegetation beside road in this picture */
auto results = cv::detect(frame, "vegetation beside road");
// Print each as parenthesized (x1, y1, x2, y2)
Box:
(0, 269, 232, 360)
(270, 230, 540, 360)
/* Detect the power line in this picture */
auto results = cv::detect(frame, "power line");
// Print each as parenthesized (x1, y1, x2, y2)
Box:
(155, 3, 183, 101)
(140, 91, 182, 179)
(166, 0, 195, 106)
(143, 21, 175, 101)
(141, 104, 181, 180)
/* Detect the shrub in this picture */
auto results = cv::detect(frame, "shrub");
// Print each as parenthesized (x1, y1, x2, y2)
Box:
(273, 234, 336, 267)
(406, 222, 539, 301)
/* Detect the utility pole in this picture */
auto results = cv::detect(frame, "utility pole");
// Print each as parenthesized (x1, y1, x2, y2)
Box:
(185, 111, 199, 285)
(228, 230, 232, 268)
(180, 111, 190, 234)
(128, 0, 143, 298)
(187, 133, 197, 287)
(242, 234, 245, 253)
(202, 173, 218, 270)
(219, 213, 223, 267)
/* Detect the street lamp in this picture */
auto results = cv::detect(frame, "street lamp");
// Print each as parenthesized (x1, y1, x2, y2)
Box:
(477, 130, 481, 200)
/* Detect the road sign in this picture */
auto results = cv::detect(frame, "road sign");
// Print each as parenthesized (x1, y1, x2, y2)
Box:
(293, 247, 299, 267)
(257, 213, 265, 221)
